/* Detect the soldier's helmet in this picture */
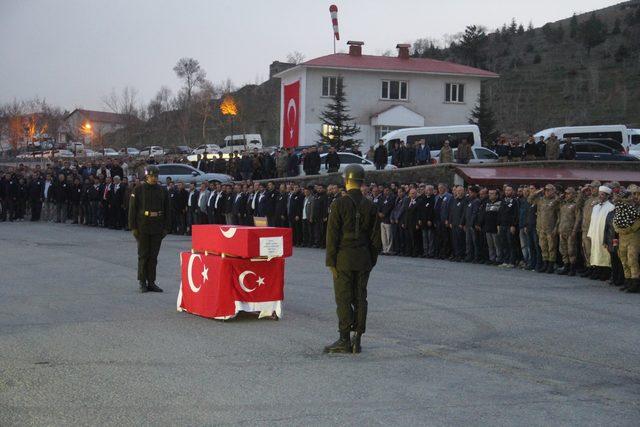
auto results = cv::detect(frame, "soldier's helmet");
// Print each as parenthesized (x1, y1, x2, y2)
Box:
(343, 164, 365, 183)
(145, 165, 160, 177)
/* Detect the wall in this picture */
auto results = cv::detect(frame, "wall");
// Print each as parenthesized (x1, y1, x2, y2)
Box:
(303, 67, 482, 147)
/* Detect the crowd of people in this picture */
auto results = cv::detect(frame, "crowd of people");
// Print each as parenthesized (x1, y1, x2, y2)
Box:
(2, 157, 639, 293)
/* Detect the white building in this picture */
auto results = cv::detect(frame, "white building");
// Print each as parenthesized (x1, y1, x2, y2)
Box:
(275, 41, 498, 148)
(57, 109, 134, 146)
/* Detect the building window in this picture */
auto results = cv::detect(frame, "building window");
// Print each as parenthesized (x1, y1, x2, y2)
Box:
(322, 76, 342, 97)
(375, 126, 404, 143)
(445, 83, 464, 103)
(322, 124, 336, 140)
(381, 80, 408, 100)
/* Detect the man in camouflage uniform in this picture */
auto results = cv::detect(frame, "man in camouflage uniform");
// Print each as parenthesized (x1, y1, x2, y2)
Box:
(615, 184, 640, 293)
(556, 187, 582, 276)
(128, 165, 172, 293)
(579, 181, 601, 278)
(545, 134, 560, 160)
(528, 184, 561, 273)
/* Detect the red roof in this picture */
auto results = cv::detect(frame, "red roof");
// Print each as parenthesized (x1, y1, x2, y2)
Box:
(301, 53, 498, 78)
(456, 166, 640, 186)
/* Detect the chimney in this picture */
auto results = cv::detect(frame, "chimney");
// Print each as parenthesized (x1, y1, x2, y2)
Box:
(347, 40, 364, 56)
(396, 43, 410, 59)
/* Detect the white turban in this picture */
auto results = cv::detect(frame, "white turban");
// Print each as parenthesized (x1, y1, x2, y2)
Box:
(599, 186, 612, 194)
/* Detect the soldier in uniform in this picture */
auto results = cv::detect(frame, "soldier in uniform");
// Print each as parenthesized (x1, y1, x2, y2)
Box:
(579, 181, 601, 278)
(128, 165, 171, 293)
(325, 164, 382, 354)
(528, 184, 560, 273)
(556, 187, 582, 276)
(614, 185, 640, 293)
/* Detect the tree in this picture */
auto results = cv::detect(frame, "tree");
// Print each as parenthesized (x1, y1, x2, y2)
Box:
(570, 13, 579, 39)
(316, 78, 360, 149)
(286, 51, 305, 64)
(517, 24, 525, 35)
(173, 57, 206, 105)
(451, 25, 488, 67)
(542, 23, 564, 44)
(468, 87, 497, 144)
(509, 18, 518, 34)
(147, 86, 173, 118)
(579, 12, 608, 53)
(612, 18, 621, 34)
(102, 86, 141, 119)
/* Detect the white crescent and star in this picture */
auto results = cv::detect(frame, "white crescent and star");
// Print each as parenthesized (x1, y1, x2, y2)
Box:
(238, 270, 266, 293)
(220, 227, 237, 239)
(287, 98, 297, 140)
(187, 254, 206, 293)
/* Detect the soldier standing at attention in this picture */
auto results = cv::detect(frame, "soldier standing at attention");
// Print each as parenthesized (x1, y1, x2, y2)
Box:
(614, 185, 640, 293)
(325, 164, 382, 354)
(556, 187, 582, 276)
(528, 184, 561, 273)
(128, 165, 171, 293)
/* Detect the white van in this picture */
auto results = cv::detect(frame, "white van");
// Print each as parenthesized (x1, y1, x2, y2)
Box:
(629, 128, 640, 159)
(380, 125, 482, 158)
(220, 134, 263, 153)
(533, 125, 632, 152)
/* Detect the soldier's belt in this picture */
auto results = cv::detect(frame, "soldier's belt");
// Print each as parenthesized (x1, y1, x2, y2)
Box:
(144, 211, 163, 217)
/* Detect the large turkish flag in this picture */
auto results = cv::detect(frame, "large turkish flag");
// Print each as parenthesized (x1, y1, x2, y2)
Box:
(283, 80, 300, 148)
(178, 252, 285, 320)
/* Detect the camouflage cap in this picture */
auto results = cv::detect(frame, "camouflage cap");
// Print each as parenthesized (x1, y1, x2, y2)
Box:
(589, 180, 601, 188)
(628, 184, 640, 193)
(544, 184, 555, 190)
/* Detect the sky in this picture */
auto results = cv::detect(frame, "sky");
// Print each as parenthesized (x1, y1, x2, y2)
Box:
(0, 0, 620, 111)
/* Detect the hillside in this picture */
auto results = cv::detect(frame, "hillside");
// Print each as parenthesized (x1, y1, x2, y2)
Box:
(426, 0, 640, 133)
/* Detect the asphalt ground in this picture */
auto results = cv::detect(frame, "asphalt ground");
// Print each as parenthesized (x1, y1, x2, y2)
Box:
(1, 222, 639, 426)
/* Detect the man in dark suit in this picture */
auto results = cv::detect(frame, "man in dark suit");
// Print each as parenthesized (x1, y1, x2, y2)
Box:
(28, 172, 44, 221)
(230, 183, 246, 225)
(274, 183, 289, 227)
(312, 184, 329, 248)
(402, 188, 421, 257)
(186, 181, 199, 234)
(288, 183, 304, 246)
(303, 146, 321, 176)
(287, 149, 300, 177)
(373, 139, 388, 170)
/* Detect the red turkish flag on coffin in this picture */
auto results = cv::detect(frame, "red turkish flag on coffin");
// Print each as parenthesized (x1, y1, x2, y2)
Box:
(283, 80, 300, 148)
(178, 252, 285, 320)
(192, 225, 292, 258)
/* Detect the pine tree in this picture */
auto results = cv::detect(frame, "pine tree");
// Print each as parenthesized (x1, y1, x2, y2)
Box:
(468, 87, 497, 145)
(570, 13, 578, 38)
(317, 78, 360, 149)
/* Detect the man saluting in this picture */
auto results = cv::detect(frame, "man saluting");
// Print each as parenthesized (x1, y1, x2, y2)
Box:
(324, 164, 382, 354)
(128, 165, 171, 293)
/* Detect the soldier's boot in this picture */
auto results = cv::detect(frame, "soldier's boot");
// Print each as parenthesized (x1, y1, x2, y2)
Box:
(546, 262, 555, 274)
(589, 267, 601, 280)
(139, 280, 148, 293)
(147, 282, 164, 293)
(580, 267, 592, 278)
(537, 261, 547, 273)
(599, 268, 610, 281)
(556, 265, 569, 275)
(568, 264, 576, 277)
(323, 332, 351, 354)
(619, 279, 631, 291)
(351, 332, 362, 354)
(625, 278, 640, 294)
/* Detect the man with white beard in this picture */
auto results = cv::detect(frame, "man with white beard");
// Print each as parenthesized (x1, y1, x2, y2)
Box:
(587, 186, 615, 281)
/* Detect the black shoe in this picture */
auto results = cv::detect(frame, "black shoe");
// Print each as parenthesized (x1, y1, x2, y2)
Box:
(589, 267, 600, 280)
(625, 279, 640, 293)
(580, 267, 592, 278)
(568, 264, 576, 277)
(147, 282, 163, 292)
(556, 265, 568, 275)
(546, 263, 555, 274)
(139, 280, 148, 293)
(537, 262, 547, 273)
(351, 332, 362, 354)
(323, 333, 351, 354)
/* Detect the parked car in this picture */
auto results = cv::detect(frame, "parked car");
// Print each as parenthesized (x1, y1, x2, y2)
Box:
(630, 129, 640, 159)
(560, 141, 638, 162)
(301, 152, 396, 175)
(99, 148, 120, 157)
(156, 163, 233, 185)
(219, 134, 262, 154)
(139, 146, 165, 157)
(434, 147, 499, 164)
(84, 149, 101, 158)
(52, 149, 75, 158)
(119, 147, 140, 156)
(191, 144, 221, 155)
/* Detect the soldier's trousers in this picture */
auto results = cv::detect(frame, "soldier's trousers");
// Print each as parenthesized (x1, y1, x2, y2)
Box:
(136, 233, 164, 283)
(538, 230, 557, 262)
(559, 232, 578, 264)
(618, 233, 640, 279)
(333, 270, 370, 335)
(581, 233, 591, 267)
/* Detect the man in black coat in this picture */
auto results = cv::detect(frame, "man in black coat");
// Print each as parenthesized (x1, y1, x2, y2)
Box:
(303, 146, 321, 176)
(28, 173, 45, 221)
(230, 183, 246, 225)
(448, 185, 466, 261)
(402, 188, 421, 257)
(418, 185, 436, 257)
(52, 174, 69, 223)
(373, 139, 388, 170)
(324, 146, 340, 173)
(497, 185, 519, 267)
(312, 184, 328, 248)
(173, 181, 189, 234)
(274, 183, 289, 227)
(287, 183, 304, 246)
(286, 149, 300, 177)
